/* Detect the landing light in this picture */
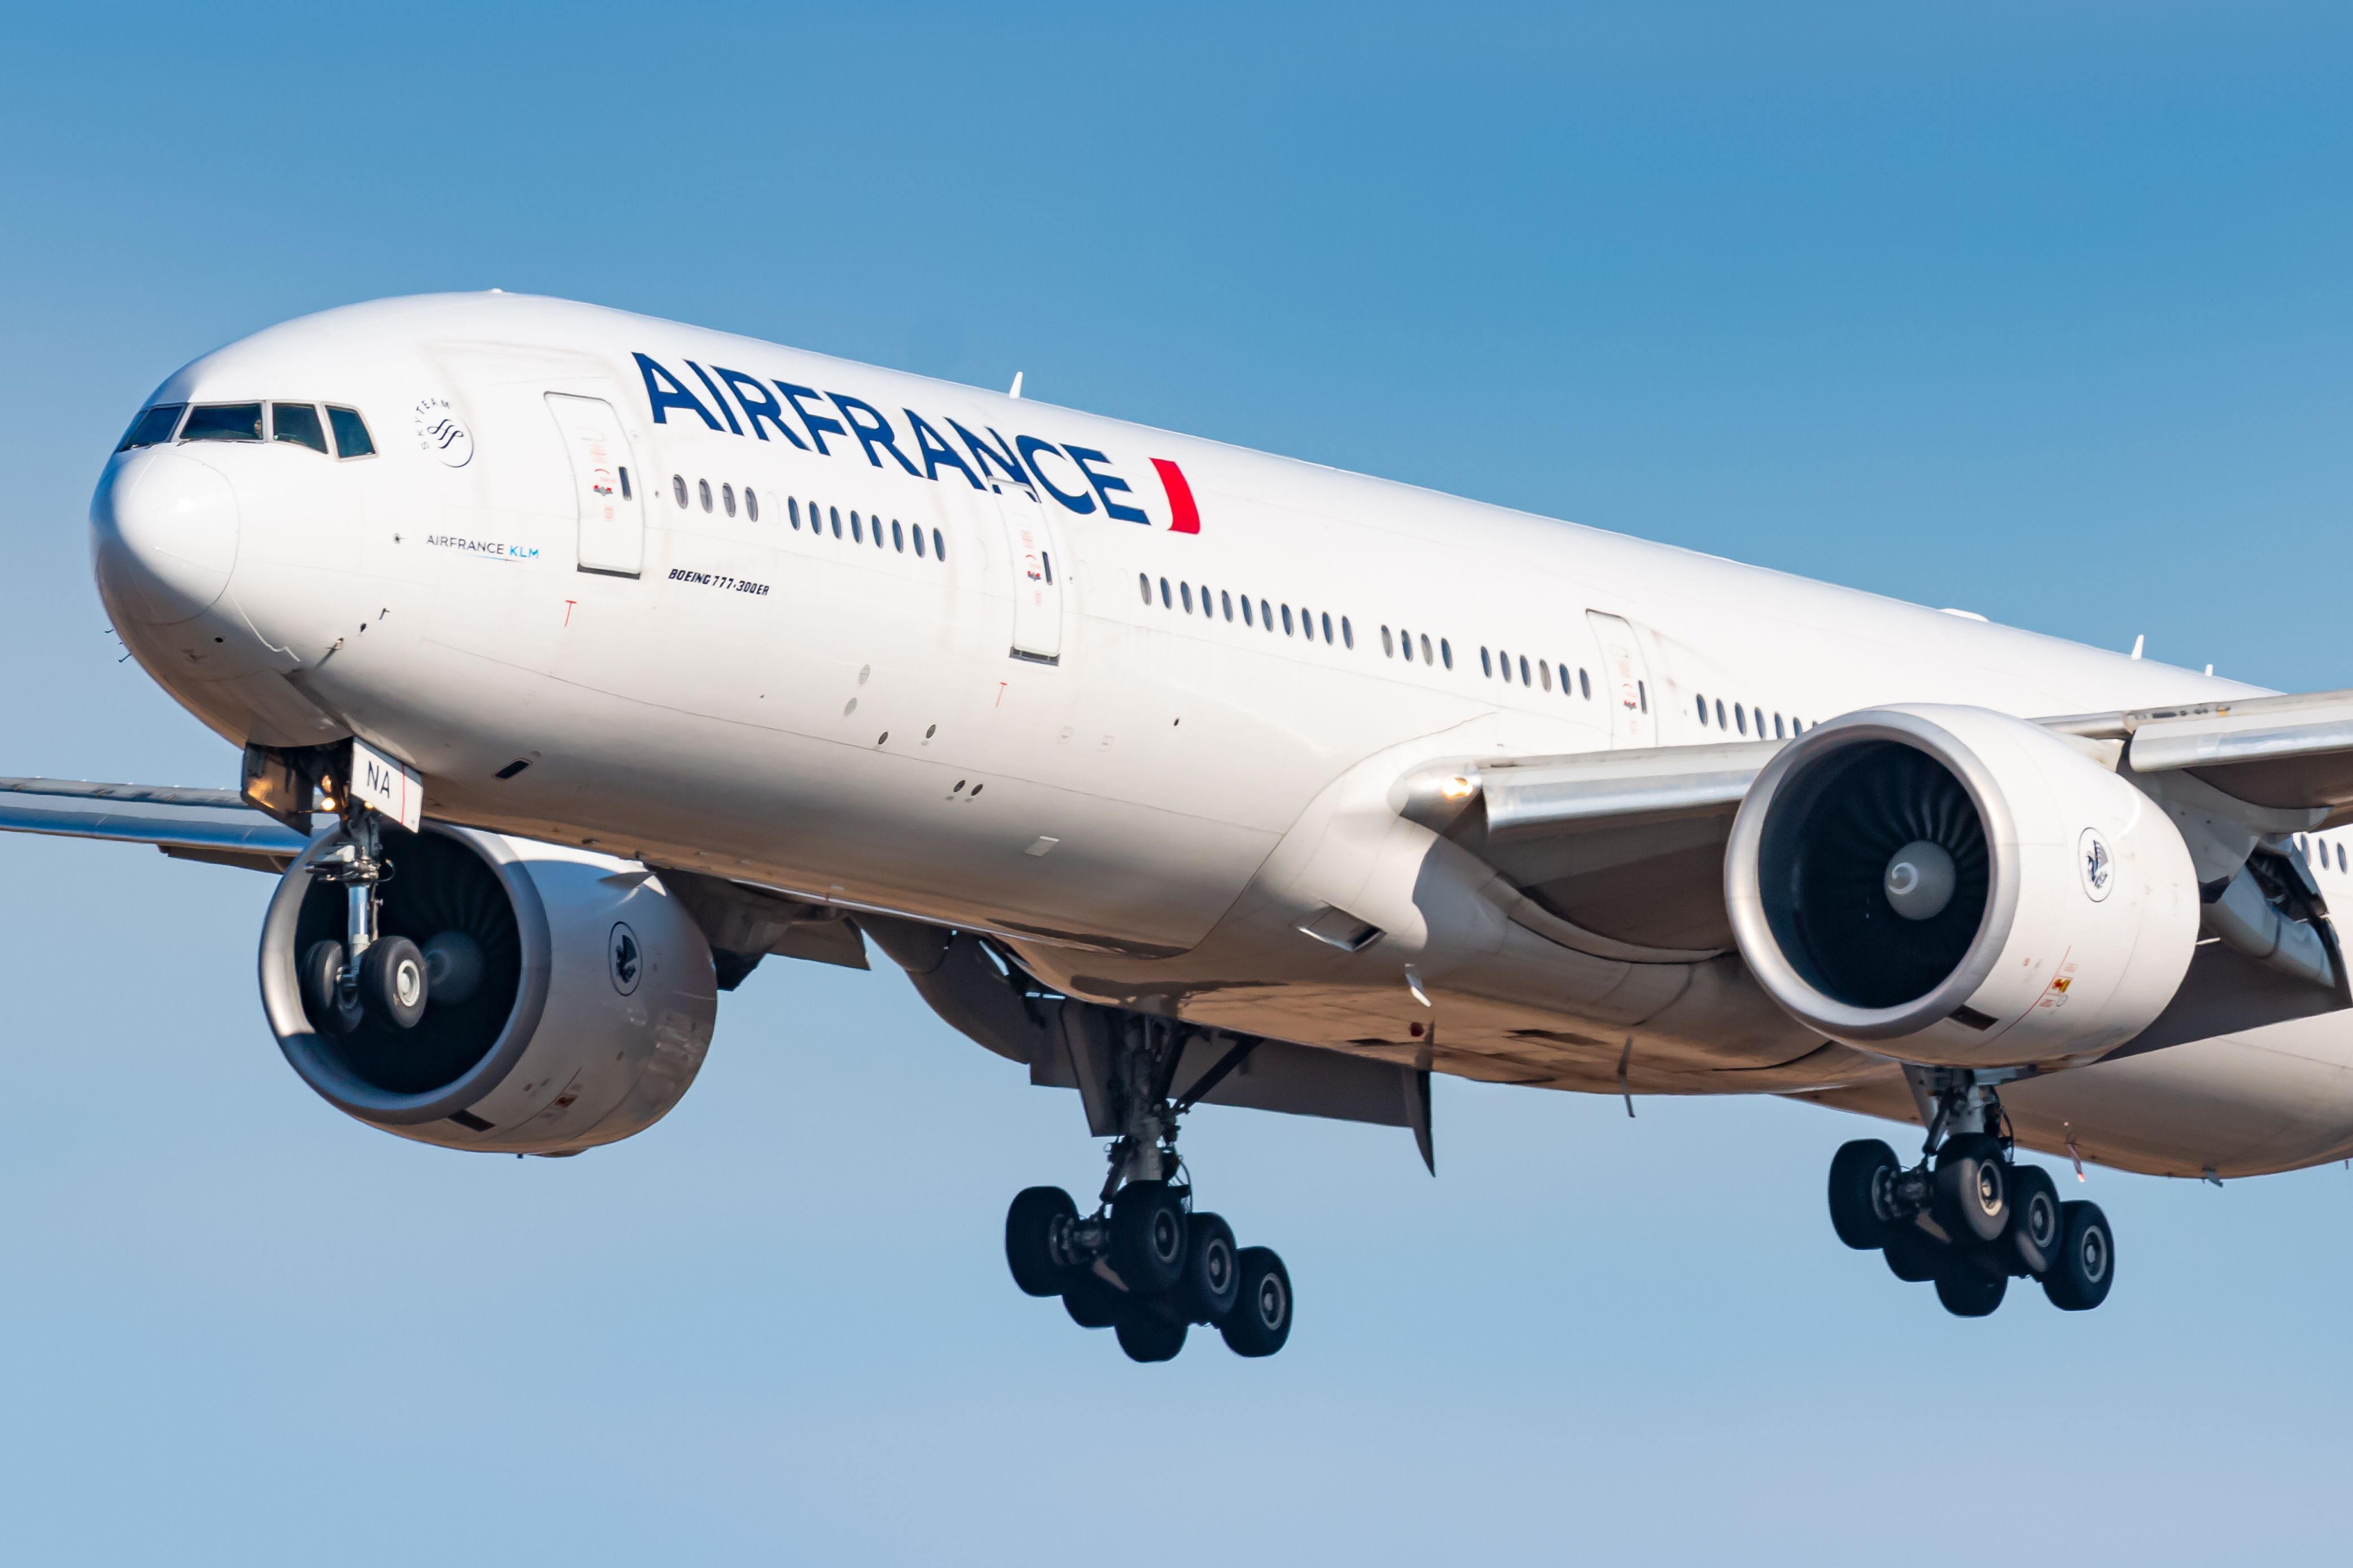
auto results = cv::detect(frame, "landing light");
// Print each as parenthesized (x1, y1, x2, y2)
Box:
(1440, 775, 1476, 801)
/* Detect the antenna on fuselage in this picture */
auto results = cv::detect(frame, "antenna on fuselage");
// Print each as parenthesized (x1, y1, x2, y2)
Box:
(1007, 371, 1024, 399)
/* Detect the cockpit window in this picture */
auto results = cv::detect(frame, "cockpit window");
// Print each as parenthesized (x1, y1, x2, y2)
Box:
(270, 403, 329, 454)
(116, 403, 186, 451)
(181, 403, 264, 443)
(326, 405, 374, 459)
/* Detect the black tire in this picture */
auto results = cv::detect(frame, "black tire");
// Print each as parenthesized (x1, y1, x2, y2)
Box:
(2005, 1165, 2063, 1277)
(1177, 1213, 1240, 1324)
(1828, 1139, 1902, 1249)
(1005, 1187, 1079, 1297)
(1114, 1305, 1188, 1363)
(2041, 1199, 2116, 1311)
(1062, 1270, 1121, 1330)
(1883, 1222, 1943, 1284)
(1934, 1259, 2009, 1317)
(299, 940, 361, 1035)
(361, 935, 430, 1029)
(1933, 1135, 2009, 1244)
(1220, 1246, 1293, 1358)
(1111, 1180, 1188, 1295)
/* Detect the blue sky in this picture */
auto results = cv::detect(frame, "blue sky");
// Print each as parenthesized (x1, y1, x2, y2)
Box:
(2, 4, 2350, 1561)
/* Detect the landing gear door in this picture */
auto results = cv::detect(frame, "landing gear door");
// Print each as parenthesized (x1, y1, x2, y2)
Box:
(998, 484, 1064, 664)
(1586, 610, 1658, 748)
(546, 393, 644, 578)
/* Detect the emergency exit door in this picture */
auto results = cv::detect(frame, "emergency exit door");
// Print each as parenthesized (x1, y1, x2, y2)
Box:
(546, 393, 644, 577)
(997, 484, 1064, 662)
(1586, 610, 1658, 748)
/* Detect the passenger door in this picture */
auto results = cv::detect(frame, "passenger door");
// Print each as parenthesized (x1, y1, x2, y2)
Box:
(546, 393, 643, 577)
(1586, 610, 1658, 748)
(998, 485, 1063, 662)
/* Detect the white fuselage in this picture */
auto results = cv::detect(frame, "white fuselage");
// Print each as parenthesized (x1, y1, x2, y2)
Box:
(89, 292, 2353, 1179)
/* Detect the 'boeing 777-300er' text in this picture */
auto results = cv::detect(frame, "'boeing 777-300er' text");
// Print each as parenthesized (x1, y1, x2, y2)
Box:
(40, 291, 2353, 1354)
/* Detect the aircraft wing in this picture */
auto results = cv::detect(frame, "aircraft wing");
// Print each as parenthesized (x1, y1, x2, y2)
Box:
(1403, 739, 1781, 961)
(2048, 688, 2353, 824)
(1414, 688, 2353, 962)
(0, 776, 310, 872)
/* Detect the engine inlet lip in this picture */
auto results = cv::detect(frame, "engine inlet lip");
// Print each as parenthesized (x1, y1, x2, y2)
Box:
(1724, 706, 2022, 1041)
(258, 821, 554, 1126)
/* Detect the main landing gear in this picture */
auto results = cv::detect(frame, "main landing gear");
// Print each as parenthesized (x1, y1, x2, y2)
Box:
(1828, 1070, 2115, 1317)
(1003, 1017, 1294, 1363)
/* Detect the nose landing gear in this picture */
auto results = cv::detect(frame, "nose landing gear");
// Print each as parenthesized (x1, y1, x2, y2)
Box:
(1827, 1069, 2115, 1316)
(1003, 1017, 1294, 1362)
(297, 804, 432, 1034)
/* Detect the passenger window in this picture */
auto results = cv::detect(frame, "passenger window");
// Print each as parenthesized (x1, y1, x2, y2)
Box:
(1420, 634, 1433, 664)
(1539, 661, 1552, 692)
(1182, 582, 1194, 613)
(1243, 596, 1255, 627)
(1382, 625, 1395, 657)
(1774, 713, 1785, 738)
(2339, 843, 2346, 874)
(699, 479, 714, 513)
(182, 402, 263, 443)
(932, 528, 945, 560)
(851, 511, 862, 542)
(1160, 577, 1172, 607)
(674, 475, 689, 507)
(1580, 668, 1591, 699)
(1697, 694, 1709, 724)
(915, 517, 928, 555)
(620, 467, 633, 499)
(1716, 699, 1727, 728)
(1222, 590, 1234, 621)
(1261, 599, 1273, 631)
(116, 403, 186, 451)
(1519, 655, 1531, 685)
(1735, 704, 1747, 735)
(270, 403, 328, 454)
(1638, 681, 1647, 712)
(1322, 612, 1334, 644)
(1139, 573, 1151, 605)
(326, 406, 374, 458)
(722, 482, 737, 517)
(1042, 553, 1053, 583)
(1482, 647, 1493, 677)
(1282, 605, 1294, 635)
(1441, 639, 1453, 670)
(892, 519, 904, 552)
(1342, 617, 1353, 649)
(745, 487, 757, 521)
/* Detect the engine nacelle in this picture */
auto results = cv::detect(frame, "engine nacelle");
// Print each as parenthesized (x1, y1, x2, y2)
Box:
(1725, 705, 2199, 1067)
(259, 824, 718, 1153)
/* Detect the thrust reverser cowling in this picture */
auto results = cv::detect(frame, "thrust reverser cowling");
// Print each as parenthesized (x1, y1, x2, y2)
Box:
(1724, 705, 2199, 1068)
(258, 824, 718, 1153)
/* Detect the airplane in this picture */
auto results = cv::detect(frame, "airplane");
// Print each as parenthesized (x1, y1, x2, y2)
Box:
(32, 289, 2353, 1362)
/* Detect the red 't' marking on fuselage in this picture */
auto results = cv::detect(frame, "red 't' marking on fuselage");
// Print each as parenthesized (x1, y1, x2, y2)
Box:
(1151, 458, 1200, 534)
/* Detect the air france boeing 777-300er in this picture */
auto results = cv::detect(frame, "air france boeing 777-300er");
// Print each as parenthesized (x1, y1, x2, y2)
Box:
(36, 290, 2353, 1356)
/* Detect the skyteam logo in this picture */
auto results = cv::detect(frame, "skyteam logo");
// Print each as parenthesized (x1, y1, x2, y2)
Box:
(631, 352, 1200, 534)
(411, 396, 474, 468)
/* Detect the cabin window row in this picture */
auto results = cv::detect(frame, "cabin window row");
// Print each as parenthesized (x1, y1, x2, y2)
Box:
(2298, 834, 2346, 875)
(1693, 692, 1808, 739)
(1137, 573, 1353, 648)
(1475, 642, 1593, 700)
(671, 473, 947, 562)
(116, 401, 374, 459)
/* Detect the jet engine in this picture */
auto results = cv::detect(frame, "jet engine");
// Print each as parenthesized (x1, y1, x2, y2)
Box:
(258, 823, 718, 1153)
(1725, 705, 2199, 1067)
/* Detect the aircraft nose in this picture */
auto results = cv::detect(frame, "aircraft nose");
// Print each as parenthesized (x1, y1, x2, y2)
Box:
(90, 448, 241, 625)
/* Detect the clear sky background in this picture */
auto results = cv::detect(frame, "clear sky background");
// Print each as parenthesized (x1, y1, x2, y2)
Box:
(2, 4, 2350, 1562)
